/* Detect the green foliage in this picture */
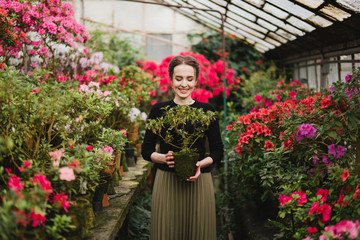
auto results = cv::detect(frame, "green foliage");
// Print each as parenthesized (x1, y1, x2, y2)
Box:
(145, 105, 217, 151)
(45, 214, 75, 240)
(86, 29, 142, 68)
(129, 186, 151, 240)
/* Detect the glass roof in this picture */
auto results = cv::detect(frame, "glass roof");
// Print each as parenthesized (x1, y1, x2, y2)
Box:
(159, 0, 360, 52)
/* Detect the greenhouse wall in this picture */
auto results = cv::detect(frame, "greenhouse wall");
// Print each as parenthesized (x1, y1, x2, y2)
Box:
(70, 0, 209, 63)
(290, 52, 360, 91)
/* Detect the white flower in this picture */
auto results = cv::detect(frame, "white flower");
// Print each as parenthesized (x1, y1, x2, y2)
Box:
(128, 107, 141, 122)
(79, 84, 89, 92)
(89, 81, 100, 89)
(103, 90, 111, 97)
(115, 99, 119, 107)
(141, 112, 147, 121)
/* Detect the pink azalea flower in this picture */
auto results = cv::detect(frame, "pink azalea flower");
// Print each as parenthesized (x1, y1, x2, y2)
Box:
(29, 210, 46, 227)
(59, 167, 75, 181)
(254, 94, 262, 103)
(49, 149, 64, 161)
(316, 189, 329, 202)
(307, 227, 317, 234)
(340, 169, 349, 182)
(86, 145, 93, 151)
(31, 88, 39, 93)
(52, 160, 59, 168)
(32, 174, 53, 195)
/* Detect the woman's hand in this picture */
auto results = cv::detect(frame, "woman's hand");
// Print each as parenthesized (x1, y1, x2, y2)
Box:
(187, 157, 213, 182)
(164, 151, 174, 168)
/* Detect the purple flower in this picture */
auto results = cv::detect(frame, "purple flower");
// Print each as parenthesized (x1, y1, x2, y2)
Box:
(345, 74, 353, 83)
(322, 155, 328, 163)
(336, 145, 346, 158)
(328, 144, 346, 159)
(328, 86, 334, 92)
(295, 124, 317, 141)
(312, 154, 319, 165)
(328, 144, 337, 157)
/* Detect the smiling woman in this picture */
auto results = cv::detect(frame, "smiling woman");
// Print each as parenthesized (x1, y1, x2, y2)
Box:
(141, 55, 224, 240)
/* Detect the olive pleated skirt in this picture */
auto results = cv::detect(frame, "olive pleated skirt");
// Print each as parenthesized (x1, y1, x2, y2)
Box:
(151, 169, 216, 240)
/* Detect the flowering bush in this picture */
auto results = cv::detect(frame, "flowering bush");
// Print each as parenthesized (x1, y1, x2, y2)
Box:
(225, 68, 360, 238)
(0, 162, 73, 239)
(0, 0, 89, 71)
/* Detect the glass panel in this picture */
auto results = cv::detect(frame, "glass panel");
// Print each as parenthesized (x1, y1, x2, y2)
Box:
(263, 3, 289, 19)
(234, 28, 275, 49)
(266, 0, 314, 19)
(336, 0, 360, 13)
(192, 0, 226, 13)
(299, 66, 307, 83)
(307, 61, 317, 89)
(316, 64, 321, 90)
(199, 11, 223, 25)
(287, 16, 315, 32)
(307, 15, 333, 27)
(227, 18, 266, 38)
(268, 32, 288, 43)
(227, 11, 268, 34)
(210, 0, 228, 7)
(328, 57, 338, 85)
(196, 13, 221, 27)
(244, 0, 265, 8)
(355, 53, 360, 60)
(320, 4, 351, 21)
(146, 34, 172, 64)
(227, 5, 257, 21)
(264, 37, 281, 47)
(296, 0, 324, 9)
(257, 19, 278, 31)
(340, 55, 352, 81)
(293, 65, 299, 81)
(254, 43, 270, 52)
(188, 0, 211, 10)
(276, 29, 296, 40)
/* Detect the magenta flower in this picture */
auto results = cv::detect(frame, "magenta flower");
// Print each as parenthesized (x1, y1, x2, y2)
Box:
(59, 167, 75, 181)
(328, 144, 346, 159)
(345, 74, 353, 83)
(295, 124, 317, 141)
(8, 175, 24, 193)
(254, 94, 262, 103)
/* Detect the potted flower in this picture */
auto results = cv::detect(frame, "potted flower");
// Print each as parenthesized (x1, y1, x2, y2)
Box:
(145, 104, 217, 181)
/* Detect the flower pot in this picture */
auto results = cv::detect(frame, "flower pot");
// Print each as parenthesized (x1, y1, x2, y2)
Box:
(102, 193, 109, 207)
(136, 143, 142, 157)
(92, 177, 109, 212)
(66, 199, 93, 239)
(120, 165, 124, 177)
(115, 151, 122, 170)
(125, 147, 136, 167)
(173, 150, 199, 182)
(128, 131, 138, 143)
(104, 162, 116, 178)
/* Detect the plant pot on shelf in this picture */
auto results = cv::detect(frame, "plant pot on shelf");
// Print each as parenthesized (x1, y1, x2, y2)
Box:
(92, 176, 110, 212)
(125, 147, 136, 167)
(127, 131, 138, 144)
(135, 143, 142, 157)
(173, 150, 199, 182)
(65, 198, 93, 239)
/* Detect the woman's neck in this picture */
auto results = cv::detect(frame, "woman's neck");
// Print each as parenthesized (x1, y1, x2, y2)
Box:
(173, 97, 195, 105)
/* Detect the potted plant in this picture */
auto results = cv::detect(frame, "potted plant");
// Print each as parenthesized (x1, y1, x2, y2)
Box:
(145, 104, 217, 181)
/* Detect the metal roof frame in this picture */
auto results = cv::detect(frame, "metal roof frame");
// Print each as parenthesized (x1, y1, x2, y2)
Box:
(156, 0, 359, 54)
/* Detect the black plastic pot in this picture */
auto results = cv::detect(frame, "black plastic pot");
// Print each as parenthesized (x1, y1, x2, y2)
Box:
(125, 147, 136, 167)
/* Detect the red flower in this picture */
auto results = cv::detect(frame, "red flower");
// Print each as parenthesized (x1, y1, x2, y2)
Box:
(24, 160, 32, 168)
(31, 88, 39, 93)
(307, 227, 317, 234)
(86, 145, 93, 151)
(8, 175, 24, 193)
(226, 125, 233, 130)
(256, 60, 263, 65)
(241, 67, 248, 72)
(29, 210, 46, 227)
(264, 140, 274, 151)
(353, 185, 360, 199)
(316, 189, 329, 202)
(32, 174, 53, 195)
(320, 95, 331, 109)
(340, 169, 349, 182)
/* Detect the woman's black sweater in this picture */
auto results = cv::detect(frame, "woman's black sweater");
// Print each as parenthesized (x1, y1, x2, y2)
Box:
(141, 99, 224, 173)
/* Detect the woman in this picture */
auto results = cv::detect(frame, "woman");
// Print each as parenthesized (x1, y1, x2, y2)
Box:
(141, 55, 224, 240)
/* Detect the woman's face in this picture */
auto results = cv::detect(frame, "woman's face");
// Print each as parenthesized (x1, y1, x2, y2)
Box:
(171, 64, 197, 101)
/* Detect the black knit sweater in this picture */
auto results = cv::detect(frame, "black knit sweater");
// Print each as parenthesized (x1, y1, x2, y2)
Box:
(141, 99, 224, 173)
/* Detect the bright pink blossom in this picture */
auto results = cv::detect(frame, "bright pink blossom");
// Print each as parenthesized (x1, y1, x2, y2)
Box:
(8, 175, 24, 193)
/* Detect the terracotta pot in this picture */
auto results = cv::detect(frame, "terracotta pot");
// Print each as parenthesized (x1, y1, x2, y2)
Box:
(104, 162, 116, 177)
(102, 193, 109, 207)
(120, 165, 124, 177)
(127, 131, 138, 143)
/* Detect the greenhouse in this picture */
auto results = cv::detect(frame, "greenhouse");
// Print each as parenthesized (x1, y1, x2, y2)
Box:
(1, 0, 360, 239)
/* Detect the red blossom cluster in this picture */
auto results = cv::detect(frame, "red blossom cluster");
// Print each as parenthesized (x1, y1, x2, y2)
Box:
(138, 51, 240, 103)
(4, 161, 70, 228)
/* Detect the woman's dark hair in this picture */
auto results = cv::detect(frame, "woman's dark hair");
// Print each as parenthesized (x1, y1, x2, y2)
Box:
(168, 55, 200, 80)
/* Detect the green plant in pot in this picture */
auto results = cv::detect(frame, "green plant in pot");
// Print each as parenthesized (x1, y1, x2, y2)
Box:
(145, 104, 216, 181)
